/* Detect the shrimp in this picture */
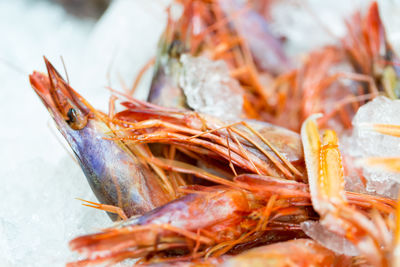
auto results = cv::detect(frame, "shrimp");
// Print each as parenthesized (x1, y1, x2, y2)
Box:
(261, 44, 377, 133)
(108, 94, 304, 181)
(67, 176, 394, 265)
(147, 8, 188, 109)
(301, 114, 398, 266)
(148, 0, 220, 109)
(29, 58, 172, 220)
(343, 1, 400, 99)
(67, 181, 308, 266)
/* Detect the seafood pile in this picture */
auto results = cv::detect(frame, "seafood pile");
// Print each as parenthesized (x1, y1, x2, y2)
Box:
(29, 1, 400, 266)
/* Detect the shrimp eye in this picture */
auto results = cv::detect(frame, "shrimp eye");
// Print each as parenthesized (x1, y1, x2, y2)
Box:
(66, 107, 88, 130)
(168, 39, 183, 58)
(67, 108, 77, 123)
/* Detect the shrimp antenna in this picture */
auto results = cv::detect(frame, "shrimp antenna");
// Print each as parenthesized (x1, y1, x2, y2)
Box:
(47, 120, 78, 165)
(60, 55, 70, 85)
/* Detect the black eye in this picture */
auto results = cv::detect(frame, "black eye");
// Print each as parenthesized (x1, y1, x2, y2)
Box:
(168, 39, 183, 58)
(67, 108, 77, 123)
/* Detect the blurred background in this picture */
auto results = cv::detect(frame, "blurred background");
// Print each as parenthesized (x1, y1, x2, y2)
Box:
(1, 0, 400, 266)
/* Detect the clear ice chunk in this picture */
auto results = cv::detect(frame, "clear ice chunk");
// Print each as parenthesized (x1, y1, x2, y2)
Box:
(179, 54, 244, 121)
(300, 221, 359, 256)
(341, 96, 400, 198)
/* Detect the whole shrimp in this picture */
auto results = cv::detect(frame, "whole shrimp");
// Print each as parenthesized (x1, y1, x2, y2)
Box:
(67, 172, 394, 266)
(67, 179, 310, 266)
(29, 58, 172, 220)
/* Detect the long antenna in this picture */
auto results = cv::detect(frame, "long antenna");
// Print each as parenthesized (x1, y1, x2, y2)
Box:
(60, 56, 70, 84)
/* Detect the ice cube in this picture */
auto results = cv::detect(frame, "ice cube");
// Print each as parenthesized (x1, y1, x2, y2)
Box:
(179, 54, 244, 121)
(300, 221, 359, 256)
(341, 96, 400, 198)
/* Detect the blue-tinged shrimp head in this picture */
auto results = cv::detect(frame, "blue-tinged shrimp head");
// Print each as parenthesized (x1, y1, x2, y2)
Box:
(29, 57, 170, 220)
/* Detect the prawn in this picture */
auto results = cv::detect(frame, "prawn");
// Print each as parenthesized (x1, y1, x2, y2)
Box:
(29, 58, 172, 220)
(343, 1, 400, 99)
(67, 171, 394, 266)
(108, 94, 304, 181)
(301, 114, 399, 266)
(262, 44, 378, 133)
